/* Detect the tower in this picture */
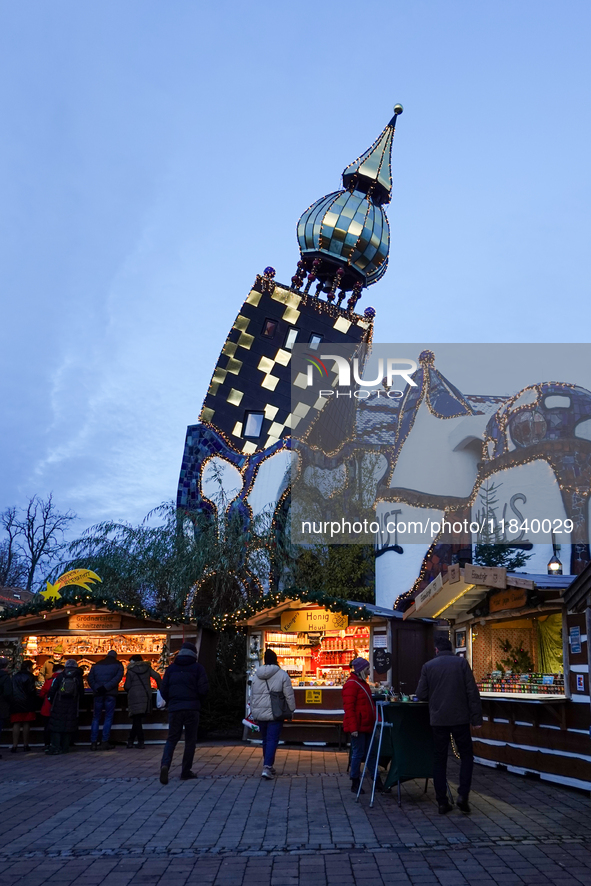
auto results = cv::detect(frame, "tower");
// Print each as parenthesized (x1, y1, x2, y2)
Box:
(177, 107, 403, 603)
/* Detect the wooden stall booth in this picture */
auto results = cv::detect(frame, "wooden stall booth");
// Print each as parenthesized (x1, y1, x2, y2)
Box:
(234, 591, 435, 746)
(0, 593, 216, 747)
(404, 564, 591, 791)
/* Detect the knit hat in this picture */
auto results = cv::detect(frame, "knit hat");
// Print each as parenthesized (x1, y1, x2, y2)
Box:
(106, 650, 118, 658)
(65, 659, 77, 668)
(351, 657, 370, 674)
(264, 648, 278, 666)
(179, 642, 197, 659)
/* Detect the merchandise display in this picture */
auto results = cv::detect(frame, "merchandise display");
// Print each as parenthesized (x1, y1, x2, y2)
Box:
(477, 673, 565, 695)
(265, 626, 370, 686)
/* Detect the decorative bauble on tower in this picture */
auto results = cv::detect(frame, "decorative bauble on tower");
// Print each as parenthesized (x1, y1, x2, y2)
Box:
(296, 104, 403, 300)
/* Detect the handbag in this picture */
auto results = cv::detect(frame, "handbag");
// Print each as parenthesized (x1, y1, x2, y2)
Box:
(156, 689, 167, 710)
(264, 678, 292, 721)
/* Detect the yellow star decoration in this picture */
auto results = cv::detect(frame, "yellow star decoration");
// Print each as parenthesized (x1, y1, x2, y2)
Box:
(41, 569, 102, 601)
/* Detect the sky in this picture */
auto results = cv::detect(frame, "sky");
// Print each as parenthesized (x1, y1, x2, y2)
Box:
(1, 1, 590, 536)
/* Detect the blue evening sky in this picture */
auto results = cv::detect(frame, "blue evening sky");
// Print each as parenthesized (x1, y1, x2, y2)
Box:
(0, 1, 590, 532)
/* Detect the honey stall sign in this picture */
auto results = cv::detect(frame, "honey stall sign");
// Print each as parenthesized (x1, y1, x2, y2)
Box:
(280, 609, 348, 632)
(305, 690, 323, 704)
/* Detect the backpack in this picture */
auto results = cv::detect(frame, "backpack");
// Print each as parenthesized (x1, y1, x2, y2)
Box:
(60, 672, 77, 697)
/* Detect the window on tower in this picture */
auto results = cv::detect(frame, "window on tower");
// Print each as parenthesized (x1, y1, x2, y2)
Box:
(262, 319, 277, 338)
(308, 334, 323, 350)
(243, 412, 264, 438)
(284, 327, 299, 350)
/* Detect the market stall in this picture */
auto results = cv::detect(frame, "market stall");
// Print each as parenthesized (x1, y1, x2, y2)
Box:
(404, 564, 591, 790)
(0, 591, 216, 746)
(228, 590, 435, 745)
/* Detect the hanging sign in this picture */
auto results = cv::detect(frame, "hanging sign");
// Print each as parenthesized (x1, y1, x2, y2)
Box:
(489, 587, 528, 613)
(373, 648, 392, 674)
(464, 564, 507, 589)
(447, 563, 460, 584)
(507, 575, 535, 591)
(414, 573, 443, 613)
(280, 609, 348, 632)
(69, 613, 121, 631)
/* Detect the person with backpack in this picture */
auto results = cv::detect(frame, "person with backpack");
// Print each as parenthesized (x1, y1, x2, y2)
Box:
(124, 655, 162, 748)
(87, 650, 124, 750)
(46, 659, 85, 755)
(10, 660, 37, 753)
(159, 642, 209, 784)
(39, 663, 65, 750)
(249, 648, 296, 780)
(0, 657, 14, 759)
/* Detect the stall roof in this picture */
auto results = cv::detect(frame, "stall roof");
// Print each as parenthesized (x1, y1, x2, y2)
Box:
(0, 588, 207, 631)
(561, 562, 591, 613)
(403, 571, 575, 622)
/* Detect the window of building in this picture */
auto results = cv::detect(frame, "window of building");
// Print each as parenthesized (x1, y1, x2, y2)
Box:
(262, 319, 277, 339)
(284, 327, 299, 350)
(308, 333, 323, 350)
(243, 412, 264, 438)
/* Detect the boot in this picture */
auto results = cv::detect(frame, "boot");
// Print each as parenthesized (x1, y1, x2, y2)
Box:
(350, 777, 365, 795)
(136, 741, 145, 749)
(126, 739, 134, 749)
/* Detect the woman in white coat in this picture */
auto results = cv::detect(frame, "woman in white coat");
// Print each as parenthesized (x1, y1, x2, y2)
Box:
(250, 648, 296, 779)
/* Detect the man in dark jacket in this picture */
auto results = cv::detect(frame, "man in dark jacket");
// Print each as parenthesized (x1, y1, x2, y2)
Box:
(416, 636, 482, 815)
(46, 659, 85, 755)
(159, 641, 209, 784)
(0, 657, 13, 759)
(88, 650, 124, 750)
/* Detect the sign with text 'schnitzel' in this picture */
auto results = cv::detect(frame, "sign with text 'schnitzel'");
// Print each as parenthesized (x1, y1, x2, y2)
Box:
(280, 609, 348, 633)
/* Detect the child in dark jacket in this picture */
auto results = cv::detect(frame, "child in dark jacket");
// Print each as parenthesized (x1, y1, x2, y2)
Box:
(46, 659, 85, 755)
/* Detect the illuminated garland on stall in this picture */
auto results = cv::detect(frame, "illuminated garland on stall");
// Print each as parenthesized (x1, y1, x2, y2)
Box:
(210, 587, 374, 631)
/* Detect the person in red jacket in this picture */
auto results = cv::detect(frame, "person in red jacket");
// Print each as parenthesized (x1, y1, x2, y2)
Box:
(39, 663, 65, 750)
(342, 657, 383, 794)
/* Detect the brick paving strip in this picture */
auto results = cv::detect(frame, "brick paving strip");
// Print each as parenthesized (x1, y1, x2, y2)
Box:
(1, 742, 591, 884)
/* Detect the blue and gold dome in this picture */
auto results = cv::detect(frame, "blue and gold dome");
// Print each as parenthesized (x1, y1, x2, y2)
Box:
(297, 106, 402, 290)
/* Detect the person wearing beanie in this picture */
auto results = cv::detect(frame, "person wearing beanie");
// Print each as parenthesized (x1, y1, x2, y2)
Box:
(249, 647, 296, 780)
(46, 659, 85, 755)
(88, 650, 124, 750)
(342, 658, 383, 795)
(0, 656, 13, 759)
(38, 645, 65, 686)
(159, 641, 209, 784)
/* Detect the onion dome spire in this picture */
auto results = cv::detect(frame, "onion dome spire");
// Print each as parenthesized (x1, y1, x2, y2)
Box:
(296, 105, 403, 297)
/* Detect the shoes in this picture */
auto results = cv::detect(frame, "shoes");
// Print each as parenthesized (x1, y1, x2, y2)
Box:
(350, 777, 365, 795)
(180, 771, 198, 780)
(456, 795, 471, 814)
(160, 765, 169, 785)
(269, 766, 276, 775)
(45, 748, 59, 755)
(438, 801, 453, 815)
(136, 742, 145, 749)
(23, 746, 31, 752)
(102, 741, 116, 750)
(126, 740, 134, 749)
(261, 767, 274, 779)
(90, 742, 99, 751)
(10, 747, 17, 754)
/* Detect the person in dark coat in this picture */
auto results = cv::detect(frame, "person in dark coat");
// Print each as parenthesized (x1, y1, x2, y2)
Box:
(342, 657, 382, 794)
(88, 650, 124, 750)
(0, 656, 14, 759)
(46, 659, 85, 755)
(10, 660, 37, 753)
(159, 642, 209, 784)
(124, 655, 162, 748)
(416, 636, 483, 815)
(39, 663, 65, 749)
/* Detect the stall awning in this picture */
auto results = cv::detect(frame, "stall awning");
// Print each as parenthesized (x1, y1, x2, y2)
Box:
(403, 568, 575, 622)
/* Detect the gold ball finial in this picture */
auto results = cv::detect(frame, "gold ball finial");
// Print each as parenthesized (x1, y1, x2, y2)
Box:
(393, 104, 404, 115)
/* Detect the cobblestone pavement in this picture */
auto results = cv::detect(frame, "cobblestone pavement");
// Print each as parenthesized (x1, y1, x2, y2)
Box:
(1, 741, 590, 885)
